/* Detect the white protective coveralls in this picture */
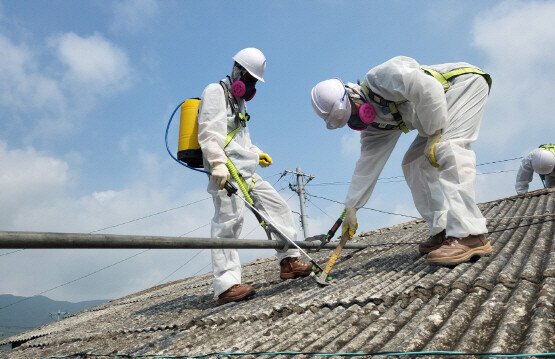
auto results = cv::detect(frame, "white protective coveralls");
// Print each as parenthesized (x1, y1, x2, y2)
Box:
(198, 77, 300, 297)
(515, 149, 555, 193)
(345, 56, 490, 238)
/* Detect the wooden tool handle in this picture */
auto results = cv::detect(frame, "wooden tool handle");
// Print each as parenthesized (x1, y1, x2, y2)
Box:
(320, 231, 350, 278)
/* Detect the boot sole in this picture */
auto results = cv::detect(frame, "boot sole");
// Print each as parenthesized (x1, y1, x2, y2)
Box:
(427, 242, 493, 266)
(217, 288, 256, 306)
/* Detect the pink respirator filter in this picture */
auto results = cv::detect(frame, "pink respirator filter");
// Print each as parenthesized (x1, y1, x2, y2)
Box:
(231, 81, 246, 98)
(231, 80, 256, 101)
(359, 103, 376, 124)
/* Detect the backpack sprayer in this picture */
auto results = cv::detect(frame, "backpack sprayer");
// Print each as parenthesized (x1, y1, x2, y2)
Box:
(165, 95, 332, 277)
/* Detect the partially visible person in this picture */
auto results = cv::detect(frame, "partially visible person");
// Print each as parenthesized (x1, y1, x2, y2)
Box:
(515, 145, 555, 194)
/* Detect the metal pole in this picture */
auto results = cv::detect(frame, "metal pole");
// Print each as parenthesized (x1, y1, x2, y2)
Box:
(296, 167, 309, 239)
(0, 231, 368, 250)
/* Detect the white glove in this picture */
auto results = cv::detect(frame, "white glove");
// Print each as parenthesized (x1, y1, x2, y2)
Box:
(342, 207, 358, 238)
(211, 163, 230, 190)
(424, 130, 442, 168)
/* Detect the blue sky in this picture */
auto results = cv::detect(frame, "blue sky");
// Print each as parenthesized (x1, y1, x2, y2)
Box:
(1, 0, 554, 303)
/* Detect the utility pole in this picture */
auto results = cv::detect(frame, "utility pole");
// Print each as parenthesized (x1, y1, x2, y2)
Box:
(284, 168, 314, 239)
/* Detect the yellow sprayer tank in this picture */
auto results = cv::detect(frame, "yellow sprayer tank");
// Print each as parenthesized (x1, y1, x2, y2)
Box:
(177, 98, 204, 168)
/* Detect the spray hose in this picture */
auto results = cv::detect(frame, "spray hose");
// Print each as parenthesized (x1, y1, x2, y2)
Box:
(226, 159, 254, 206)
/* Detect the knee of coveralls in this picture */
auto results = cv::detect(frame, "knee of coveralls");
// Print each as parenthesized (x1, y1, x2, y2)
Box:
(402, 136, 447, 236)
(434, 140, 487, 237)
(249, 174, 300, 262)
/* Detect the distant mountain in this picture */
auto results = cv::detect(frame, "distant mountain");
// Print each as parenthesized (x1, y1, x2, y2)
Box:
(0, 294, 109, 341)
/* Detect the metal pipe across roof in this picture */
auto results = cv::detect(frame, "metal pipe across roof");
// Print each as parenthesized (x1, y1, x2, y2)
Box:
(0, 231, 368, 250)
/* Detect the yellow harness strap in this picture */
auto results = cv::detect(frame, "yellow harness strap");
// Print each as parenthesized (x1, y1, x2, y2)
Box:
(223, 125, 256, 205)
(421, 67, 492, 93)
(361, 83, 409, 133)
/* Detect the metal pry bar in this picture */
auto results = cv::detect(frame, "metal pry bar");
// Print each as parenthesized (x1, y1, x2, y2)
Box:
(224, 182, 324, 272)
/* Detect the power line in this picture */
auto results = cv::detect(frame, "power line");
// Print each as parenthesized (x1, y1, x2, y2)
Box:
(0, 249, 24, 257)
(0, 249, 150, 312)
(0, 198, 212, 259)
(192, 262, 211, 276)
(155, 249, 205, 285)
(476, 157, 523, 166)
(477, 169, 518, 175)
(308, 156, 524, 187)
(306, 197, 335, 221)
(157, 222, 212, 285)
(179, 223, 210, 237)
(89, 197, 211, 234)
(306, 192, 419, 219)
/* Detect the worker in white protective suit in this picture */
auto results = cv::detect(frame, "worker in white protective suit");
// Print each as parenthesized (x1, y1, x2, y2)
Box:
(515, 145, 555, 194)
(198, 48, 313, 306)
(311, 56, 493, 266)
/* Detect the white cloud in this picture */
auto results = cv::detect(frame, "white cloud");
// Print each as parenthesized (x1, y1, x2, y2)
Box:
(472, 1, 555, 153)
(0, 141, 216, 301)
(0, 141, 68, 214)
(111, 0, 159, 34)
(0, 31, 132, 142)
(0, 34, 66, 118)
(53, 32, 131, 94)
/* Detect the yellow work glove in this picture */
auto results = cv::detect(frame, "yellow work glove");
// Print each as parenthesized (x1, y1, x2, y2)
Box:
(211, 163, 230, 190)
(259, 153, 273, 167)
(342, 207, 358, 238)
(424, 130, 442, 168)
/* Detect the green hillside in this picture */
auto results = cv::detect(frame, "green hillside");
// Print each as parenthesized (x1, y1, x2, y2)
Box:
(0, 294, 109, 342)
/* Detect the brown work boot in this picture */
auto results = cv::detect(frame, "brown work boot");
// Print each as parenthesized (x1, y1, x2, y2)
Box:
(418, 229, 446, 254)
(427, 234, 492, 266)
(217, 284, 255, 306)
(280, 257, 314, 279)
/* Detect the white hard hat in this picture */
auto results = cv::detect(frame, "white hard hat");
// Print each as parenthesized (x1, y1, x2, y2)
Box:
(311, 78, 351, 129)
(233, 47, 266, 82)
(531, 149, 555, 174)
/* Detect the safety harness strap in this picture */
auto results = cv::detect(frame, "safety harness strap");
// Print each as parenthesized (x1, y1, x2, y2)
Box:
(219, 84, 256, 206)
(360, 66, 492, 133)
(539, 144, 555, 156)
(538, 144, 555, 186)
(421, 67, 492, 92)
(360, 83, 409, 133)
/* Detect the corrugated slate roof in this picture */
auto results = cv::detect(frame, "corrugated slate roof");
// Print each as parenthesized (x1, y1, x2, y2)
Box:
(1, 187, 553, 358)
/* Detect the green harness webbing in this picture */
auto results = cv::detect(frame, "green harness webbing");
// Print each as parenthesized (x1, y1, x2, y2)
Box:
(360, 83, 409, 133)
(361, 66, 492, 133)
(538, 144, 555, 186)
(223, 123, 256, 206)
(421, 67, 492, 93)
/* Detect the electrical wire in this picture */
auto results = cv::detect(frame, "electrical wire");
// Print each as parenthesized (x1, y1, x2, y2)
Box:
(156, 222, 212, 285)
(155, 249, 205, 285)
(39, 349, 555, 358)
(487, 218, 554, 234)
(308, 157, 524, 187)
(90, 197, 211, 234)
(0, 249, 150, 312)
(0, 249, 24, 257)
(476, 157, 523, 166)
(307, 192, 419, 219)
(192, 262, 211, 276)
(306, 197, 335, 221)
